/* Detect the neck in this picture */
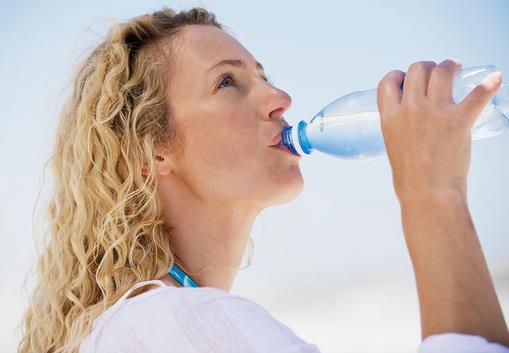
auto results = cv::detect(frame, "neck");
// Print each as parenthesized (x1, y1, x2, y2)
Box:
(158, 178, 260, 292)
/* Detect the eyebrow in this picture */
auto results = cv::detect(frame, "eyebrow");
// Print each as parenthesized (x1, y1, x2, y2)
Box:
(207, 59, 265, 72)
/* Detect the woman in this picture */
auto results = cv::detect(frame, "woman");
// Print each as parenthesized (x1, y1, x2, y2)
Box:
(18, 6, 509, 353)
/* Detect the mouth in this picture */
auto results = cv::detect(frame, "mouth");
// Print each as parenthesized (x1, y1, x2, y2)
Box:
(269, 132, 283, 147)
(268, 123, 290, 146)
(268, 125, 299, 157)
(269, 140, 300, 157)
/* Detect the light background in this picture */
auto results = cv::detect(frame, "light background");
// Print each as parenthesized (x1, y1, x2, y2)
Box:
(1, 1, 508, 352)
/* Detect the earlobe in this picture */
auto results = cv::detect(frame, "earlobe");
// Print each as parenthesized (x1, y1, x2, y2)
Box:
(157, 153, 177, 176)
(141, 154, 175, 177)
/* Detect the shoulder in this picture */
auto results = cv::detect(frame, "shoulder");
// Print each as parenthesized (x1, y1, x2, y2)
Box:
(80, 285, 211, 353)
(81, 284, 321, 353)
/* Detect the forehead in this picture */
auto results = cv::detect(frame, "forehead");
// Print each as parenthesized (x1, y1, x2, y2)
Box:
(170, 25, 258, 77)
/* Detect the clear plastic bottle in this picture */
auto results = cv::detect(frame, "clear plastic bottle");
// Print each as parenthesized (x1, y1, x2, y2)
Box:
(281, 65, 509, 160)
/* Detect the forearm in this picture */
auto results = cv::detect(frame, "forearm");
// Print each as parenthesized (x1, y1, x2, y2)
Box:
(400, 190, 509, 346)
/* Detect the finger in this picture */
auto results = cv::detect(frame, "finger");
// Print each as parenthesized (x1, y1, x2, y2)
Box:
(377, 70, 405, 113)
(458, 71, 503, 126)
(401, 61, 436, 104)
(428, 59, 462, 105)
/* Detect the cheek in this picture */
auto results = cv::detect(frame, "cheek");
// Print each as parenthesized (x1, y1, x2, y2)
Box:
(179, 112, 264, 200)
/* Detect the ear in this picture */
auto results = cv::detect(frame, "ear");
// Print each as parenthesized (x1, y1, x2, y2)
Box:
(141, 151, 177, 177)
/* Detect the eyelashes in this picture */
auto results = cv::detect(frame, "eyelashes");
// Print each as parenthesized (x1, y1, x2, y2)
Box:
(216, 71, 274, 90)
(217, 72, 237, 89)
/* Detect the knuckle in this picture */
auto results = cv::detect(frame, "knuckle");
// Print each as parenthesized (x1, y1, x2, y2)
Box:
(440, 58, 461, 70)
(388, 69, 405, 78)
(408, 62, 422, 71)
(433, 66, 450, 76)
(382, 70, 405, 82)
(409, 61, 436, 72)
(378, 70, 405, 90)
(433, 59, 462, 78)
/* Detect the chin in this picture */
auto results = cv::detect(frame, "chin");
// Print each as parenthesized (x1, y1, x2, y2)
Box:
(264, 167, 304, 207)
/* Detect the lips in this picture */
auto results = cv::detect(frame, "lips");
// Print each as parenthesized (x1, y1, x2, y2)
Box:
(269, 125, 289, 147)
(269, 132, 283, 147)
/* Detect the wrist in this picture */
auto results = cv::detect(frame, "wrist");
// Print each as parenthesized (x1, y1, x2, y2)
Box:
(398, 188, 468, 210)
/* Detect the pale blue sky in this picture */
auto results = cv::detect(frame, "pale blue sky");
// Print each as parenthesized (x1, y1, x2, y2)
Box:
(1, 1, 508, 352)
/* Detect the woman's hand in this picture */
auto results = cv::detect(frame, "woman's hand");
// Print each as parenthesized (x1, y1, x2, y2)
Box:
(376, 60, 509, 346)
(376, 59, 502, 204)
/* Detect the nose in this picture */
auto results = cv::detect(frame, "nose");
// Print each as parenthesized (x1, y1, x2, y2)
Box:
(260, 84, 292, 121)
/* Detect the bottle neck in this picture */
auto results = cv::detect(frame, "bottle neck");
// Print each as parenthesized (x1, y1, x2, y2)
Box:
(168, 263, 200, 288)
(282, 120, 311, 155)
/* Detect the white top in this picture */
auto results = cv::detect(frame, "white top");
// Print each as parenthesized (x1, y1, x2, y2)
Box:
(80, 280, 509, 353)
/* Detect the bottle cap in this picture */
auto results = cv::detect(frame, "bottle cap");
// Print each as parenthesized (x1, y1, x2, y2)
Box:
(291, 123, 306, 155)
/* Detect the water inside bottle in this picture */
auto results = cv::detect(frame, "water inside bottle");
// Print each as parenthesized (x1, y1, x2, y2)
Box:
(306, 101, 508, 159)
(306, 111, 386, 160)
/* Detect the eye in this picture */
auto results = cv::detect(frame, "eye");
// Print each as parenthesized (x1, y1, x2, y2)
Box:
(263, 75, 275, 85)
(216, 72, 275, 91)
(217, 72, 237, 89)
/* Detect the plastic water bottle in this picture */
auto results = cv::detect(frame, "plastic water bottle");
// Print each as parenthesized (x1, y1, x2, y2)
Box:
(281, 65, 509, 160)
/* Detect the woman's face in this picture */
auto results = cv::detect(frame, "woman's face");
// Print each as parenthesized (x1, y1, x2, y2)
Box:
(164, 25, 303, 209)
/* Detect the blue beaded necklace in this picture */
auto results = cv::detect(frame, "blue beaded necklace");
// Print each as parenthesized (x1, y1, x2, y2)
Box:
(168, 263, 200, 288)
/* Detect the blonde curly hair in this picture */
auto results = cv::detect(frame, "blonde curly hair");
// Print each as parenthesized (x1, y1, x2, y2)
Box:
(18, 7, 223, 353)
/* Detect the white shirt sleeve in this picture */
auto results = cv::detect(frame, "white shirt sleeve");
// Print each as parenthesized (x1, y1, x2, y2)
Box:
(418, 333, 509, 353)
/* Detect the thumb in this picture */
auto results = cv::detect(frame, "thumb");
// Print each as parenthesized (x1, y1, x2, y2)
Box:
(459, 71, 503, 127)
